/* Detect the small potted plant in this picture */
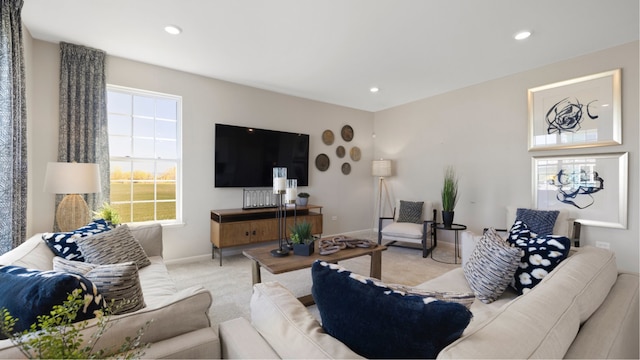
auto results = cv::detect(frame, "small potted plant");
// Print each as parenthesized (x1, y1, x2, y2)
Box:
(93, 202, 121, 227)
(289, 221, 314, 256)
(296, 192, 310, 206)
(441, 166, 459, 228)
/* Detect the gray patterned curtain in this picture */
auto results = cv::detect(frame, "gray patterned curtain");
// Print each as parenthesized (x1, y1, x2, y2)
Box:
(0, 0, 26, 254)
(56, 42, 110, 229)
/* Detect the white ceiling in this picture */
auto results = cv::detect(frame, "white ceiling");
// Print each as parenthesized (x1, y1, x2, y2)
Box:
(22, 0, 639, 112)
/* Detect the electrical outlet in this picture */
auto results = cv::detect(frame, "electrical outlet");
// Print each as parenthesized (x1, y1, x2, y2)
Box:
(331, 216, 338, 221)
(595, 241, 610, 250)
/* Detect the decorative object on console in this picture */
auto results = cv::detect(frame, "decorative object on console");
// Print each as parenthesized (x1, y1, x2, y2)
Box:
(44, 162, 101, 232)
(289, 221, 314, 256)
(441, 165, 458, 228)
(527, 68, 621, 151)
(311, 260, 472, 359)
(271, 167, 289, 257)
(296, 192, 310, 206)
(463, 228, 522, 304)
(506, 221, 571, 294)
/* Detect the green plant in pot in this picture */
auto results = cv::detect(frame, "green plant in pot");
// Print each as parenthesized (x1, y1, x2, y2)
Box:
(289, 221, 314, 256)
(441, 166, 459, 228)
(296, 192, 310, 206)
(93, 202, 121, 227)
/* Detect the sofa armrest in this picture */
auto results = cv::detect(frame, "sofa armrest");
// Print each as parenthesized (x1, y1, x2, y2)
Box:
(128, 223, 163, 257)
(219, 317, 279, 359)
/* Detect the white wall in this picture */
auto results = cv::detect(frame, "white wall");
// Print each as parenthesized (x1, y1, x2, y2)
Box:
(374, 41, 639, 272)
(27, 40, 375, 261)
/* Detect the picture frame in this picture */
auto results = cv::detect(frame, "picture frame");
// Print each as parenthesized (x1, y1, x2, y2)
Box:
(532, 152, 628, 229)
(528, 69, 621, 151)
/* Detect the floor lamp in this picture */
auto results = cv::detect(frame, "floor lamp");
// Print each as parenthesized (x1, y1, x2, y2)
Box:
(44, 162, 101, 232)
(372, 159, 392, 237)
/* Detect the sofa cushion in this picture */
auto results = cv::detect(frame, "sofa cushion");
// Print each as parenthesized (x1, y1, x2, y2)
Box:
(311, 261, 472, 359)
(507, 220, 571, 294)
(76, 224, 151, 269)
(515, 208, 559, 236)
(53, 258, 146, 314)
(42, 219, 111, 261)
(381, 222, 424, 239)
(397, 200, 423, 223)
(0, 265, 106, 338)
(250, 281, 362, 359)
(463, 228, 522, 303)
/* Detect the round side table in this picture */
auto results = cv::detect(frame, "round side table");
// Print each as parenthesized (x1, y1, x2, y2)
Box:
(431, 223, 467, 264)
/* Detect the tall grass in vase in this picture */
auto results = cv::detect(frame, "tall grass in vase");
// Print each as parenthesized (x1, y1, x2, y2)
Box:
(441, 166, 458, 228)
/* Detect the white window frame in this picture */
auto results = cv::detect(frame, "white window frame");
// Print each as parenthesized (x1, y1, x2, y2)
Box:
(106, 84, 183, 225)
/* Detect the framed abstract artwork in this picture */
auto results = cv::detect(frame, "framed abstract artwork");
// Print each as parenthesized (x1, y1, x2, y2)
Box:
(532, 152, 628, 229)
(528, 69, 621, 151)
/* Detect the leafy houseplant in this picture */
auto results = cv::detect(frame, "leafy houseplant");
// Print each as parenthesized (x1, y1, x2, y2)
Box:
(93, 202, 121, 227)
(296, 192, 310, 206)
(441, 166, 459, 228)
(0, 289, 149, 359)
(289, 221, 314, 256)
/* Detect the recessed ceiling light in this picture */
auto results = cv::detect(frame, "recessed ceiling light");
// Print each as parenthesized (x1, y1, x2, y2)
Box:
(514, 31, 531, 40)
(370, 87, 379, 93)
(164, 25, 182, 35)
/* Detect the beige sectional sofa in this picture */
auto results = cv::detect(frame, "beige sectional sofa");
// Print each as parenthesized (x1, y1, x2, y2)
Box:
(0, 223, 220, 359)
(219, 244, 639, 359)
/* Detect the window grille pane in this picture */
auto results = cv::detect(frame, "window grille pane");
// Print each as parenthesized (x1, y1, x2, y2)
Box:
(108, 92, 132, 114)
(133, 138, 155, 158)
(156, 120, 176, 139)
(133, 96, 155, 117)
(108, 114, 132, 136)
(109, 137, 132, 157)
(156, 99, 177, 120)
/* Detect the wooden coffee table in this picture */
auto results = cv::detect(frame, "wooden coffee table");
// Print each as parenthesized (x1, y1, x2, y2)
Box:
(243, 240, 387, 305)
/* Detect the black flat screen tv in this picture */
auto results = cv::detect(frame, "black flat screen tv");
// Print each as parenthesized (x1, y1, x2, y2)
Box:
(215, 123, 309, 188)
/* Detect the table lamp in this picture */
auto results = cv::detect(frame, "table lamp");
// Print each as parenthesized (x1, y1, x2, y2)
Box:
(44, 162, 101, 232)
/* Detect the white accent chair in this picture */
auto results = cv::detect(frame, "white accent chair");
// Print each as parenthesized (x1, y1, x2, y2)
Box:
(460, 206, 581, 265)
(378, 201, 437, 258)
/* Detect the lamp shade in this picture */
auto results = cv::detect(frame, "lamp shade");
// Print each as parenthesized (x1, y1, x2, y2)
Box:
(372, 159, 392, 177)
(44, 162, 101, 194)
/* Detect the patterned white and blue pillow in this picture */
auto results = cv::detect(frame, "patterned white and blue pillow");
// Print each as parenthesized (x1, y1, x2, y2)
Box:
(0, 265, 106, 338)
(42, 219, 111, 261)
(507, 221, 571, 294)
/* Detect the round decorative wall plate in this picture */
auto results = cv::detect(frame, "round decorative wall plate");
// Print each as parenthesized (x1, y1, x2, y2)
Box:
(315, 153, 330, 171)
(336, 145, 345, 158)
(322, 130, 334, 145)
(349, 146, 361, 161)
(341, 125, 354, 142)
(341, 162, 351, 175)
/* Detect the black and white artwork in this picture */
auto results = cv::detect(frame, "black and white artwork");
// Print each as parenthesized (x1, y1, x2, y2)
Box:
(533, 153, 628, 229)
(528, 69, 621, 151)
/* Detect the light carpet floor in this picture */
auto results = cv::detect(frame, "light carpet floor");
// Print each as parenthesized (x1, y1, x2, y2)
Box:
(166, 237, 460, 327)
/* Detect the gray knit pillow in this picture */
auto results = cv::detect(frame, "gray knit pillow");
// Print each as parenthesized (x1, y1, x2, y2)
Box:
(76, 224, 151, 269)
(53, 257, 145, 314)
(463, 228, 522, 304)
(396, 200, 423, 224)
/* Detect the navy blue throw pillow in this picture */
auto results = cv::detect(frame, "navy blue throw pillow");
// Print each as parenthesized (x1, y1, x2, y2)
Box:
(42, 219, 111, 261)
(507, 221, 571, 294)
(0, 266, 106, 338)
(311, 261, 472, 359)
(515, 208, 559, 236)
